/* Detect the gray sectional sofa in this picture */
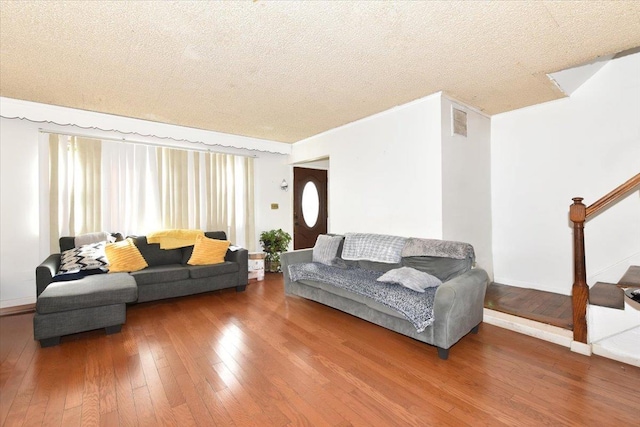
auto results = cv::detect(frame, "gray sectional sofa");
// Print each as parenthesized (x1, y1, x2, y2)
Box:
(282, 234, 489, 360)
(34, 231, 248, 347)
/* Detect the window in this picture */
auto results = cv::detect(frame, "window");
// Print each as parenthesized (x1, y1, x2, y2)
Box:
(48, 133, 255, 250)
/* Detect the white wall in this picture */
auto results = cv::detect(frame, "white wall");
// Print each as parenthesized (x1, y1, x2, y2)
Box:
(290, 92, 494, 274)
(0, 117, 41, 308)
(441, 98, 493, 277)
(291, 93, 444, 238)
(0, 98, 291, 308)
(253, 153, 294, 252)
(491, 52, 640, 295)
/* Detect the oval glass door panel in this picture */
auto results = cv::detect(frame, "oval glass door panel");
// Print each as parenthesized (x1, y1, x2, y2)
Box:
(301, 181, 320, 228)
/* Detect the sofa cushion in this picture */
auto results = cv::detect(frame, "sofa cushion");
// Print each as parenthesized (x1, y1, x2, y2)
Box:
(105, 238, 148, 273)
(187, 235, 230, 265)
(129, 264, 189, 286)
(129, 236, 183, 266)
(357, 260, 401, 272)
(187, 262, 239, 279)
(402, 256, 472, 282)
(36, 272, 137, 314)
(298, 279, 406, 320)
(181, 231, 229, 264)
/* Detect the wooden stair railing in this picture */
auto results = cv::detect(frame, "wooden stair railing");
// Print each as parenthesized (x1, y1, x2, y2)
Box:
(570, 172, 640, 343)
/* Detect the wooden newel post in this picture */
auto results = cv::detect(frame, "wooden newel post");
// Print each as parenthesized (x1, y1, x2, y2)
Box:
(570, 197, 588, 343)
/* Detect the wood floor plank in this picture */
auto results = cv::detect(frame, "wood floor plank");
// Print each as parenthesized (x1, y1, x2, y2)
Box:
(1, 274, 639, 427)
(132, 386, 158, 427)
(132, 327, 178, 426)
(109, 332, 139, 427)
(99, 410, 119, 426)
(40, 364, 68, 427)
(98, 338, 118, 415)
(170, 403, 197, 427)
(21, 396, 47, 427)
(3, 345, 44, 427)
(194, 379, 236, 426)
(156, 365, 186, 408)
(79, 338, 103, 426)
(63, 340, 88, 411)
(60, 405, 82, 427)
(174, 372, 216, 427)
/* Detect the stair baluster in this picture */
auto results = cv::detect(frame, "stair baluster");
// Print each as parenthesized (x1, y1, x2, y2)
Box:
(569, 172, 640, 344)
(570, 197, 588, 343)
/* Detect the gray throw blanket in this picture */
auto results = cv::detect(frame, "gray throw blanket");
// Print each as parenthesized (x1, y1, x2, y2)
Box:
(74, 231, 115, 247)
(402, 237, 475, 261)
(288, 262, 436, 332)
(341, 233, 407, 263)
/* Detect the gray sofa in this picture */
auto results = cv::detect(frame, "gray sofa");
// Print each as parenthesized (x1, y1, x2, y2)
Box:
(34, 231, 248, 346)
(282, 236, 488, 360)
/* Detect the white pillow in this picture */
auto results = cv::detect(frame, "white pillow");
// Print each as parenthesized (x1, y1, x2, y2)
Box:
(377, 267, 442, 292)
(312, 235, 343, 266)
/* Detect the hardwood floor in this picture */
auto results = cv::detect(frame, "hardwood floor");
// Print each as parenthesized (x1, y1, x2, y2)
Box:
(1, 274, 638, 426)
(485, 282, 573, 330)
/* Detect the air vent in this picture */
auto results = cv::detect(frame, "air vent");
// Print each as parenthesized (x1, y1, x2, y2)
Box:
(452, 107, 467, 137)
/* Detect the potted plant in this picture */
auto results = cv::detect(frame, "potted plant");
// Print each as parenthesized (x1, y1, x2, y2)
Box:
(259, 229, 292, 273)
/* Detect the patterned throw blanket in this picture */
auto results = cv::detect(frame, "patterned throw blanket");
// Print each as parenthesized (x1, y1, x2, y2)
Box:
(288, 262, 437, 332)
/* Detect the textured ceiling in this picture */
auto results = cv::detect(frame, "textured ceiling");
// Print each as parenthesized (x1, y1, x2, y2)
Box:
(1, 1, 639, 143)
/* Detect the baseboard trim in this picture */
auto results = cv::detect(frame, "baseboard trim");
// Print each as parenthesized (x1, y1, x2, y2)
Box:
(0, 303, 35, 317)
(570, 340, 592, 356)
(483, 308, 573, 348)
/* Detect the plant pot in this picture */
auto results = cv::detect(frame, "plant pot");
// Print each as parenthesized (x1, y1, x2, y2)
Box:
(265, 259, 281, 273)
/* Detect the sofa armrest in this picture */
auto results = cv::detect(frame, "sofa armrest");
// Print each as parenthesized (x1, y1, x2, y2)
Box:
(226, 248, 248, 286)
(281, 249, 313, 291)
(432, 268, 489, 350)
(36, 254, 61, 297)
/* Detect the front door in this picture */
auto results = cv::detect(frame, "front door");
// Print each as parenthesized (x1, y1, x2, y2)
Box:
(293, 167, 328, 249)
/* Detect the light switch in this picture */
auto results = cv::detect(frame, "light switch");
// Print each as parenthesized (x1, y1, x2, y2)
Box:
(271, 203, 279, 210)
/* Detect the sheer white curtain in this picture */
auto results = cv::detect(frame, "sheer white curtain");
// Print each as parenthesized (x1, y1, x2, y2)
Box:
(49, 133, 256, 251)
(101, 141, 162, 235)
(49, 134, 102, 251)
(195, 152, 254, 247)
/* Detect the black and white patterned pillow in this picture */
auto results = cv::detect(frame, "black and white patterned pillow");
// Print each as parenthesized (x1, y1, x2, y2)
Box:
(59, 242, 109, 274)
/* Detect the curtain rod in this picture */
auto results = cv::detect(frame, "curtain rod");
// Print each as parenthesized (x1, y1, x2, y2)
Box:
(1, 115, 291, 157)
(38, 127, 259, 158)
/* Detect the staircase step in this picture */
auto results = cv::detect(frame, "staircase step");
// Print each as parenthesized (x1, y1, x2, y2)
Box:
(618, 265, 640, 287)
(589, 282, 624, 309)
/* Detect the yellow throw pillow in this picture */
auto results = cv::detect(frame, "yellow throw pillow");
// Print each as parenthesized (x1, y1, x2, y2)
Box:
(105, 238, 148, 273)
(187, 235, 230, 266)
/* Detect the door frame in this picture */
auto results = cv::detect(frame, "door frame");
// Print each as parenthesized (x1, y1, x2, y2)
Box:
(292, 160, 329, 250)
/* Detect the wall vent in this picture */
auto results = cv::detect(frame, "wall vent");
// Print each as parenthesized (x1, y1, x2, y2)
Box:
(452, 107, 467, 137)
